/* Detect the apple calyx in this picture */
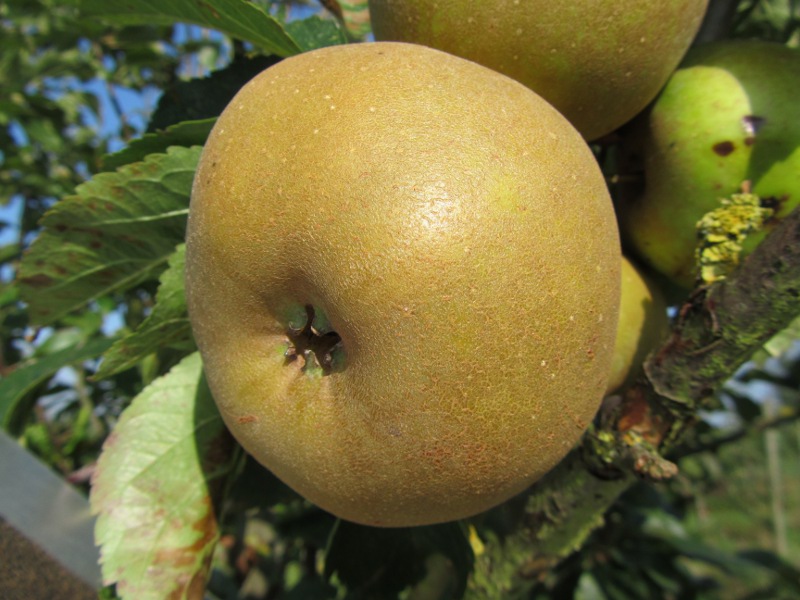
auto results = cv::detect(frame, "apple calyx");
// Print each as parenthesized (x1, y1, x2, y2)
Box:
(284, 304, 343, 376)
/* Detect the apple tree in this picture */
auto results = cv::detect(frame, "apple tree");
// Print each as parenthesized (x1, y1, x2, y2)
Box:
(2, 0, 800, 598)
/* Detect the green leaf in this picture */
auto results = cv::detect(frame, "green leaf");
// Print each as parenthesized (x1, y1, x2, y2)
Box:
(764, 313, 800, 357)
(641, 565, 684, 595)
(0, 242, 20, 263)
(285, 15, 348, 52)
(91, 352, 240, 600)
(96, 244, 193, 379)
(0, 282, 19, 308)
(0, 336, 113, 434)
(102, 120, 215, 172)
(325, 520, 474, 599)
(641, 514, 753, 575)
(18, 146, 200, 325)
(575, 572, 607, 600)
(336, 0, 372, 39)
(147, 54, 281, 132)
(737, 550, 800, 593)
(35, 325, 97, 357)
(78, 0, 301, 57)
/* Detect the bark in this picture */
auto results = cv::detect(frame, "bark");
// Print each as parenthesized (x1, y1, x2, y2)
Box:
(466, 206, 800, 597)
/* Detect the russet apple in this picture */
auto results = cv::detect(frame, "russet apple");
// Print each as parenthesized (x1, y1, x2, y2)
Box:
(185, 42, 620, 527)
(607, 257, 669, 394)
(368, 0, 709, 140)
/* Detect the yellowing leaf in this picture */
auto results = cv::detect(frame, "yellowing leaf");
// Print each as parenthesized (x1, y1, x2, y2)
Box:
(91, 352, 240, 600)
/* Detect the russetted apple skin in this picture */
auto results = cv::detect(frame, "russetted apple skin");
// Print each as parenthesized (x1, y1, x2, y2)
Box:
(368, 0, 708, 141)
(606, 257, 669, 394)
(185, 42, 620, 527)
(620, 41, 800, 288)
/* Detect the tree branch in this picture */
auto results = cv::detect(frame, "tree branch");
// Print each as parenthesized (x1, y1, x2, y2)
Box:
(642, 203, 800, 443)
(466, 206, 800, 596)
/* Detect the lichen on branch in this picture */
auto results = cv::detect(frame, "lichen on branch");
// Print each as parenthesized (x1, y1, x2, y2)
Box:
(648, 203, 800, 416)
(695, 188, 773, 285)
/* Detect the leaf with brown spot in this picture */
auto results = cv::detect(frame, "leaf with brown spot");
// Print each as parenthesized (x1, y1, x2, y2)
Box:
(18, 146, 200, 325)
(91, 353, 240, 600)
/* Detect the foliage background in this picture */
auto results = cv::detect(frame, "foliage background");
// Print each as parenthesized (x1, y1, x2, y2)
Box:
(1, 0, 800, 598)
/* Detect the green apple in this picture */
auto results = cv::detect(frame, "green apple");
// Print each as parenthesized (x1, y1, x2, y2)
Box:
(185, 42, 620, 527)
(620, 41, 800, 288)
(607, 257, 669, 394)
(368, 0, 708, 141)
